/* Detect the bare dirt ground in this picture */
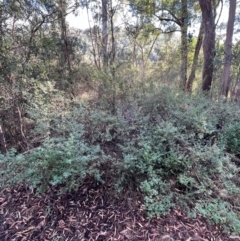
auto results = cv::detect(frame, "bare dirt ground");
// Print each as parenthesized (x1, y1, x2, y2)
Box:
(0, 177, 239, 241)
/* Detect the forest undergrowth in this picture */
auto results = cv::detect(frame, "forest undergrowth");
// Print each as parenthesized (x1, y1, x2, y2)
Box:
(1, 86, 240, 235)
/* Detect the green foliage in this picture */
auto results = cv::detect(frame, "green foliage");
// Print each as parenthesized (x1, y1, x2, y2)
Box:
(1, 0, 240, 235)
(0, 116, 103, 193)
(224, 122, 240, 154)
(1, 86, 240, 233)
(141, 176, 174, 218)
(113, 89, 240, 231)
(195, 200, 240, 233)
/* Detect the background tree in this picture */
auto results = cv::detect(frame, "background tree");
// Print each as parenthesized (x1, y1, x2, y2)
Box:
(1, 2, 240, 236)
(1, 0, 240, 152)
(221, 0, 236, 97)
(102, 0, 108, 70)
(186, 21, 204, 92)
(199, 0, 216, 91)
(58, 0, 72, 72)
(129, 0, 199, 90)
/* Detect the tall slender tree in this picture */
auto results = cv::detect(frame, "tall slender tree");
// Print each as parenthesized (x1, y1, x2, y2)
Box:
(0, 0, 2, 51)
(102, 0, 108, 70)
(186, 21, 204, 92)
(199, 0, 216, 91)
(58, 0, 71, 72)
(129, 0, 199, 90)
(221, 0, 236, 97)
(180, 0, 188, 90)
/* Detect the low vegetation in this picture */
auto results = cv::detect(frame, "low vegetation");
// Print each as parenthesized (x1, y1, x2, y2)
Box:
(1, 1, 240, 238)
(1, 87, 240, 234)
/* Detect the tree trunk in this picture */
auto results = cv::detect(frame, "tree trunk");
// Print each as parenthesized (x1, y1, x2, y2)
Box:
(59, 0, 71, 72)
(186, 22, 204, 92)
(181, 0, 188, 90)
(0, 124, 7, 153)
(221, 0, 236, 97)
(102, 0, 108, 70)
(0, 1, 2, 50)
(109, 0, 116, 114)
(199, 0, 216, 91)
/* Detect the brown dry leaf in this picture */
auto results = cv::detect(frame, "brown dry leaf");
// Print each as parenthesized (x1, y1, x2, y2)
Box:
(24, 226, 35, 233)
(120, 228, 134, 240)
(58, 219, 65, 228)
(0, 180, 235, 241)
(1, 201, 8, 207)
(229, 236, 240, 240)
(161, 234, 172, 239)
(63, 227, 73, 235)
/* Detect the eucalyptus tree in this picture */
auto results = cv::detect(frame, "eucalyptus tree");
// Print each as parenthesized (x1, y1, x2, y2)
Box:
(221, 0, 237, 97)
(58, 0, 72, 72)
(186, 21, 203, 92)
(0, 0, 50, 151)
(79, 0, 119, 70)
(198, 0, 216, 91)
(0, 0, 80, 151)
(102, 0, 108, 70)
(0, 0, 3, 49)
(39, 0, 80, 84)
(128, 0, 198, 90)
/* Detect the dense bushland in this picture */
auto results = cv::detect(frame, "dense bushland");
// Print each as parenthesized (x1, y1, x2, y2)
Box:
(1, 1, 240, 235)
(1, 86, 240, 233)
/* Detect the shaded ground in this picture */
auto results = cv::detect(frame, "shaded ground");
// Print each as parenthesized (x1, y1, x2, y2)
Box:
(0, 177, 239, 241)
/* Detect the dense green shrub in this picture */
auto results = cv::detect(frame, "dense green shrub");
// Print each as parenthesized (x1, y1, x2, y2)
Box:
(113, 89, 240, 231)
(224, 122, 240, 154)
(194, 199, 240, 233)
(1, 88, 240, 232)
(0, 119, 103, 193)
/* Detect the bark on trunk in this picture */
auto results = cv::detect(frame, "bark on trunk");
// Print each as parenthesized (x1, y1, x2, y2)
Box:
(221, 0, 236, 97)
(109, 0, 116, 114)
(0, 124, 7, 153)
(0, 1, 2, 50)
(186, 22, 204, 92)
(60, 0, 71, 72)
(102, 0, 108, 70)
(199, 0, 216, 91)
(181, 0, 188, 90)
